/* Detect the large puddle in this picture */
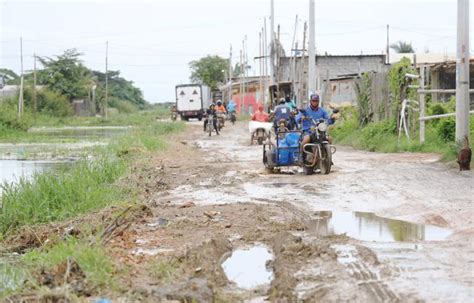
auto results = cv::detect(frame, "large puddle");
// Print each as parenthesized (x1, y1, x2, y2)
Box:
(222, 245, 273, 289)
(0, 160, 67, 194)
(307, 211, 452, 242)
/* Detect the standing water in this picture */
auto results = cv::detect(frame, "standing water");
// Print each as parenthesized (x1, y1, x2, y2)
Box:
(222, 245, 273, 289)
(0, 160, 65, 194)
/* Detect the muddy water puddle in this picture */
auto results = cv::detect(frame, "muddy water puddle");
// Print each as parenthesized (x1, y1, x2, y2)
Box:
(222, 245, 273, 289)
(308, 211, 451, 242)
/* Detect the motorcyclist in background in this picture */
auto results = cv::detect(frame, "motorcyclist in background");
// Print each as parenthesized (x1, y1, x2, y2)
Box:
(251, 104, 270, 122)
(227, 99, 236, 113)
(203, 103, 220, 135)
(215, 100, 227, 127)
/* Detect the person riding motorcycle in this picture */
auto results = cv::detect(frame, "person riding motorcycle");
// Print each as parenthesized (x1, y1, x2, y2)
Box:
(296, 93, 336, 160)
(215, 100, 227, 127)
(227, 99, 237, 124)
(203, 103, 219, 135)
(227, 99, 236, 113)
(272, 98, 292, 132)
(251, 104, 270, 122)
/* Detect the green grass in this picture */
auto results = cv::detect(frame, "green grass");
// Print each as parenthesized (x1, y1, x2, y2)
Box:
(149, 258, 179, 283)
(0, 120, 184, 236)
(331, 107, 473, 161)
(22, 238, 116, 290)
(0, 154, 126, 236)
(0, 107, 172, 143)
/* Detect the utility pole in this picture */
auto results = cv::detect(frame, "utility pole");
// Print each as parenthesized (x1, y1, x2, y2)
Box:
(18, 37, 24, 119)
(300, 21, 307, 105)
(105, 41, 109, 119)
(240, 49, 243, 113)
(263, 18, 268, 108)
(33, 53, 37, 117)
(386, 24, 390, 64)
(229, 44, 232, 103)
(259, 31, 263, 103)
(456, 0, 470, 142)
(308, 0, 316, 99)
(242, 39, 246, 112)
(276, 24, 281, 94)
(270, 0, 276, 86)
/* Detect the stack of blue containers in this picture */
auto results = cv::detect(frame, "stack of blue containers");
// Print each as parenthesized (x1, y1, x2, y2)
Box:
(277, 132, 301, 165)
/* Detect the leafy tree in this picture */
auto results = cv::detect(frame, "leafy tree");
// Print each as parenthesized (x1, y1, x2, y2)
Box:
(92, 70, 146, 109)
(189, 55, 228, 90)
(390, 41, 414, 53)
(37, 49, 92, 100)
(0, 68, 19, 84)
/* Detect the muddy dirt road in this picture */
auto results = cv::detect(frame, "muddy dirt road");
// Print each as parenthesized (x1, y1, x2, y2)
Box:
(113, 120, 473, 302)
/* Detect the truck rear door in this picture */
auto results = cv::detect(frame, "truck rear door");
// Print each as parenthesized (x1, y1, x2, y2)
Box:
(176, 86, 202, 112)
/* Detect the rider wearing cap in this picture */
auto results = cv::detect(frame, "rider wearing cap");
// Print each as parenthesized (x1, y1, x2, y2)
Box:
(296, 93, 336, 160)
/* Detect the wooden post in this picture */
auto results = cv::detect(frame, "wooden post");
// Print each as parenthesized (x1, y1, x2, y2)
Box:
(18, 37, 24, 119)
(105, 41, 109, 119)
(419, 66, 426, 143)
(33, 53, 37, 117)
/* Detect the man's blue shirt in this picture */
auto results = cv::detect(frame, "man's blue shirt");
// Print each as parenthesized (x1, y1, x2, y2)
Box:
(296, 106, 334, 132)
(227, 101, 236, 112)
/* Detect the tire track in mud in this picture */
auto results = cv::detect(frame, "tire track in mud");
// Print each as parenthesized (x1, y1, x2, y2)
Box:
(333, 244, 400, 302)
(170, 121, 473, 301)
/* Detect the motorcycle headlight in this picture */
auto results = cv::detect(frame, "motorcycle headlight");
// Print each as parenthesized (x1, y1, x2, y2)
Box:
(317, 122, 328, 132)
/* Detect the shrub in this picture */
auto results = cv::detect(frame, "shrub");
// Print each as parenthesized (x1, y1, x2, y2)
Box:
(23, 87, 73, 117)
(0, 97, 31, 130)
(436, 117, 455, 142)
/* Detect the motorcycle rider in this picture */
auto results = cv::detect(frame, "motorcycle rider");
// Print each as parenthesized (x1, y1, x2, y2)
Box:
(296, 93, 336, 161)
(227, 99, 236, 113)
(203, 103, 219, 135)
(215, 100, 227, 127)
(251, 103, 270, 122)
(227, 99, 237, 122)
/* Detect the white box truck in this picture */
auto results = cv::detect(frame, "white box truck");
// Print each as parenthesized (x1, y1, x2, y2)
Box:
(175, 84, 211, 121)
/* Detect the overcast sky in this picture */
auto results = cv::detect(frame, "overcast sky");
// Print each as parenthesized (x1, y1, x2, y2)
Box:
(1, 0, 472, 103)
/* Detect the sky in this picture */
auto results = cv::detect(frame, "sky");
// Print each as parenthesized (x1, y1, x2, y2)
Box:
(1, 0, 472, 103)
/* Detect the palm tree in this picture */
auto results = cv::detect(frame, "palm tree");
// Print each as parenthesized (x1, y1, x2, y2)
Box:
(390, 41, 414, 53)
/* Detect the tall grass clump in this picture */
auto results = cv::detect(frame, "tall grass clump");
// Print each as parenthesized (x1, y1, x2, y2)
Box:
(0, 154, 126, 235)
(22, 238, 116, 289)
(331, 105, 473, 159)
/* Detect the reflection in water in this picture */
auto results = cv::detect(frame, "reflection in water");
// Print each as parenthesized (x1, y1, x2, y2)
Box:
(30, 127, 130, 140)
(308, 211, 451, 242)
(0, 160, 67, 194)
(222, 245, 273, 289)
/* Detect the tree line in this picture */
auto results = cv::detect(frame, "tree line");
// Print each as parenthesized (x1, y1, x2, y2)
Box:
(0, 49, 147, 117)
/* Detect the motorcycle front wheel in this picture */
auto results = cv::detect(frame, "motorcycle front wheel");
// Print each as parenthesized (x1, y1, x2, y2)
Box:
(319, 144, 332, 175)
